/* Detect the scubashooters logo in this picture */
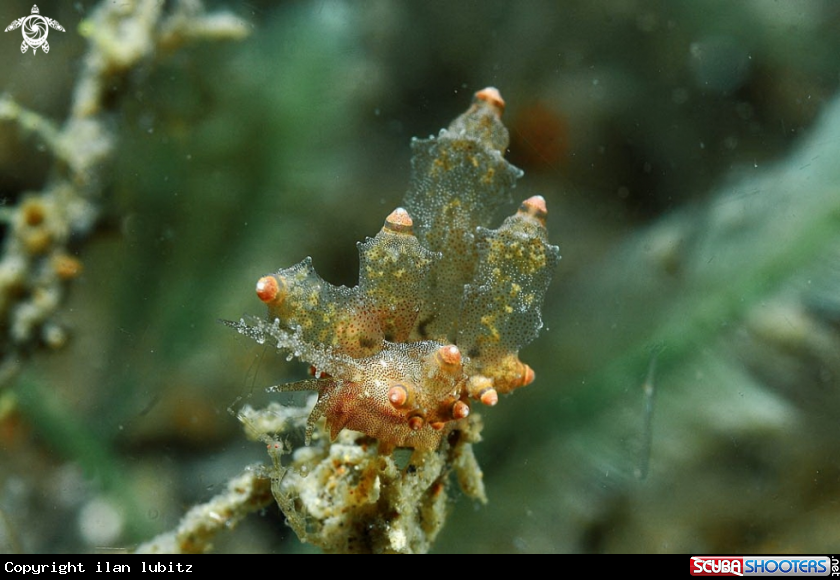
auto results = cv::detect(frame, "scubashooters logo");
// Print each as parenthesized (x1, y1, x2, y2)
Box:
(4, 5, 64, 54)
(691, 556, 833, 576)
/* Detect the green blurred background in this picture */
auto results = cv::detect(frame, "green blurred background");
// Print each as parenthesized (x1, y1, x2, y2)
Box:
(2, 0, 840, 553)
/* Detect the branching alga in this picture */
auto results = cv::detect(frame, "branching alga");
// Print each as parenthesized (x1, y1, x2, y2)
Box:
(229, 88, 560, 553)
(0, 0, 248, 390)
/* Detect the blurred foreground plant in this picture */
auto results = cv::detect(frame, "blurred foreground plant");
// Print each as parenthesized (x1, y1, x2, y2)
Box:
(0, 0, 248, 388)
(0, 0, 248, 551)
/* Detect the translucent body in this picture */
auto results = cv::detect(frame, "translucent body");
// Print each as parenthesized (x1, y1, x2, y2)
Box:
(228, 88, 560, 451)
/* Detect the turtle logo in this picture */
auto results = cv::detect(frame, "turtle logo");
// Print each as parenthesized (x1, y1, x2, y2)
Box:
(5, 5, 64, 55)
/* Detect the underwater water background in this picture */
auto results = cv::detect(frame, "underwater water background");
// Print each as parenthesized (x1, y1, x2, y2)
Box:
(2, 0, 840, 553)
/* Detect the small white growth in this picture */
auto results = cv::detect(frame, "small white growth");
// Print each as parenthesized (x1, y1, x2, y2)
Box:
(78, 497, 124, 547)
